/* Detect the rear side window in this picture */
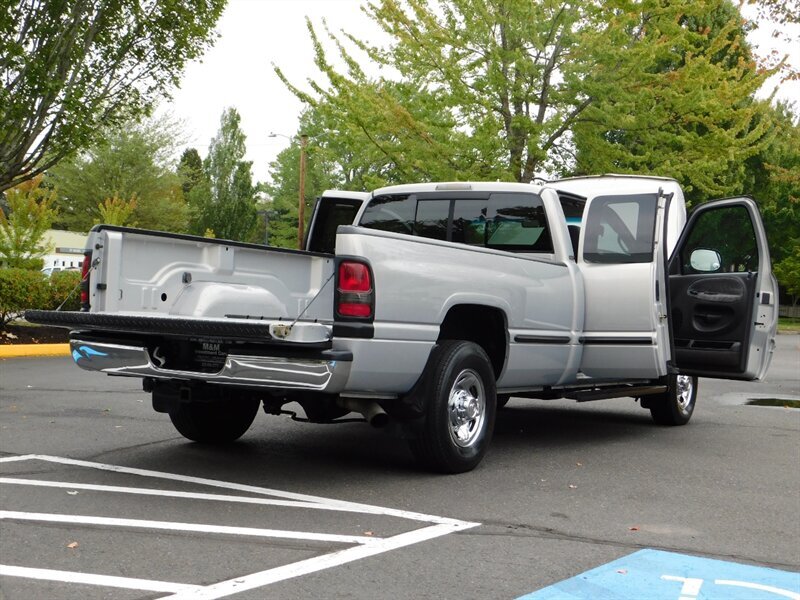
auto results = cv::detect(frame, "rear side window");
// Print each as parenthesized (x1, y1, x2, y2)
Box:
(359, 194, 415, 234)
(360, 191, 553, 253)
(583, 194, 658, 263)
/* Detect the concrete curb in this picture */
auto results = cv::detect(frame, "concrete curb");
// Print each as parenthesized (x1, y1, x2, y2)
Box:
(0, 343, 71, 358)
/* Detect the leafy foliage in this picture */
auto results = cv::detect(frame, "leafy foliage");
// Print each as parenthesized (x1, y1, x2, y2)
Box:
(773, 243, 800, 303)
(179, 148, 205, 197)
(263, 110, 346, 248)
(744, 103, 800, 264)
(96, 194, 138, 227)
(48, 270, 82, 311)
(0, 0, 225, 192)
(0, 268, 49, 325)
(0, 176, 58, 269)
(573, 1, 773, 201)
(276, 0, 776, 188)
(0, 268, 81, 326)
(48, 116, 188, 232)
(188, 108, 258, 242)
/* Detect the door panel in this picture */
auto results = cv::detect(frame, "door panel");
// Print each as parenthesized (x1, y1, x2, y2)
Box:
(670, 273, 756, 371)
(669, 198, 777, 380)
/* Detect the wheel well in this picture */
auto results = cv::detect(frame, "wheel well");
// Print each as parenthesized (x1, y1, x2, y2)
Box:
(437, 304, 507, 379)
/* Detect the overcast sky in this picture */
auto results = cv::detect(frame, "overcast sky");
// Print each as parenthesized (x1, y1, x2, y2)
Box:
(164, 0, 799, 184)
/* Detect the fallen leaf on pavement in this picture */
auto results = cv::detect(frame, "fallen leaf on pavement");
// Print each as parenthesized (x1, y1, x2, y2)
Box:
(629, 526, 640, 532)
(66, 542, 79, 549)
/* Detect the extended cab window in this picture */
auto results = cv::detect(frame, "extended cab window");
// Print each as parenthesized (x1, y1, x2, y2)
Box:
(583, 194, 657, 263)
(415, 199, 450, 241)
(486, 193, 553, 252)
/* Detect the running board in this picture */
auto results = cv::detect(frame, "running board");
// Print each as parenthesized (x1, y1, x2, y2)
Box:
(566, 385, 667, 402)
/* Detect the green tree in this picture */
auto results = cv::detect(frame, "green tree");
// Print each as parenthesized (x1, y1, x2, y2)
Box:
(740, 102, 800, 300)
(95, 194, 138, 227)
(178, 148, 205, 197)
(573, 1, 773, 201)
(189, 108, 257, 241)
(0, 176, 58, 269)
(276, 0, 773, 186)
(773, 243, 800, 305)
(263, 108, 363, 248)
(48, 116, 188, 232)
(1, 0, 225, 192)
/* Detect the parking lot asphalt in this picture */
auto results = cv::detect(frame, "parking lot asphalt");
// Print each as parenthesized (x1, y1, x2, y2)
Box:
(1, 335, 798, 599)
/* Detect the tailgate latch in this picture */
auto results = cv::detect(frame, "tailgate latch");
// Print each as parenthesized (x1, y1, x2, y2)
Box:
(270, 323, 292, 340)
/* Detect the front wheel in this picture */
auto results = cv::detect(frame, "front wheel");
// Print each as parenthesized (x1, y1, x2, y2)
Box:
(169, 397, 261, 443)
(408, 341, 497, 473)
(648, 374, 698, 426)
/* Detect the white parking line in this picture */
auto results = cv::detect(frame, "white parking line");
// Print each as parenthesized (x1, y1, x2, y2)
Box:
(0, 477, 358, 513)
(0, 454, 481, 598)
(163, 522, 476, 600)
(4, 454, 466, 524)
(0, 510, 381, 545)
(0, 565, 202, 594)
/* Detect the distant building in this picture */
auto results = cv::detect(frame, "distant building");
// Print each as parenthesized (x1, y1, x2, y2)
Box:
(41, 229, 87, 273)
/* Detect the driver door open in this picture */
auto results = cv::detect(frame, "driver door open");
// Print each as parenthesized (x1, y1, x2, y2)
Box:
(668, 197, 777, 380)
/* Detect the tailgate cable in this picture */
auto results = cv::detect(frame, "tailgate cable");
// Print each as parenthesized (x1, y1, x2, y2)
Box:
(271, 270, 335, 339)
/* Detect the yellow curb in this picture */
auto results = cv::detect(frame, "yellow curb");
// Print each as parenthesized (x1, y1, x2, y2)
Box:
(0, 343, 71, 358)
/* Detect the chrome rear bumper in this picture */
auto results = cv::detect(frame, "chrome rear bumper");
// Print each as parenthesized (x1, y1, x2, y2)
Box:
(70, 339, 351, 392)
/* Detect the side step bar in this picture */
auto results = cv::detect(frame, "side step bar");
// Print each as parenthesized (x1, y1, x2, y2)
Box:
(566, 385, 667, 402)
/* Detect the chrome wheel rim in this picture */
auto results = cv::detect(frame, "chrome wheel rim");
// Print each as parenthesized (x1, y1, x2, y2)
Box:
(448, 369, 486, 448)
(676, 375, 694, 415)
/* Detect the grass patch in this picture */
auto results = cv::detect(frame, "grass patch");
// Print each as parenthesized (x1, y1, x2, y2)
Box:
(747, 398, 800, 409)
(778, 317, 800, 333)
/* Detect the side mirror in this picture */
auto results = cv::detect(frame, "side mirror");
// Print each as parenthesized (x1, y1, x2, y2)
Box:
(690, 248, 721, 272)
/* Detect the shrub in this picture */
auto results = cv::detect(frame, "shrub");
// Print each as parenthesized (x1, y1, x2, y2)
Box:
(48, 270, 82, 311)
(0, 268, 49, 325)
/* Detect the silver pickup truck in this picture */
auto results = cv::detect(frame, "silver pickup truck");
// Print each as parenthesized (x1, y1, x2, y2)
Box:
(27, 175, 778, 472)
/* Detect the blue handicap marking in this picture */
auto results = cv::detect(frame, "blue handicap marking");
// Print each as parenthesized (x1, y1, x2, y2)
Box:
(518, 549, 800, 599)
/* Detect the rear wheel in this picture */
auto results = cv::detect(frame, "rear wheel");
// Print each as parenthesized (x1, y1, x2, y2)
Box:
(648, 374, 697, 425)
(408, 341, 497, 473)
(169, 397, 260, 443)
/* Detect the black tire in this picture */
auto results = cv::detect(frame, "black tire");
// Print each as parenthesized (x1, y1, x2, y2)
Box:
(169, 398, 261, 443)
(648, 374, 698, 426)
(408, 341, 497, 473)
(497, 394, 510, 409)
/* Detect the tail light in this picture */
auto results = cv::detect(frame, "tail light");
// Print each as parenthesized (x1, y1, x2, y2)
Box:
(80, 250, 92, 311)
(336, 261, 373, 319)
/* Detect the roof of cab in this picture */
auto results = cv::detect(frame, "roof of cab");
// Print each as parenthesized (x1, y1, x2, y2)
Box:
(548, 174, 680, 198)
(371, 181, 544, 196)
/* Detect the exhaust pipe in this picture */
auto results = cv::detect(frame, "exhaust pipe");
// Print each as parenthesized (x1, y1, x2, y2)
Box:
(338, 398, 389, 428)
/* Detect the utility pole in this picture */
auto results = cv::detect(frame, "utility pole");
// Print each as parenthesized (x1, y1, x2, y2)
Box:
(298, 133, 308, 249)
